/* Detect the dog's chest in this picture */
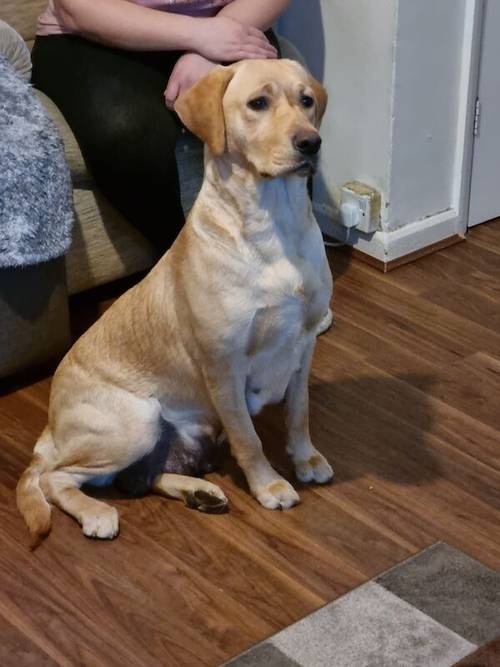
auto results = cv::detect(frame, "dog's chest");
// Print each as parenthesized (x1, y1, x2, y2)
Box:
(244, 253, 328, 415)
(251, 253, 326, 330)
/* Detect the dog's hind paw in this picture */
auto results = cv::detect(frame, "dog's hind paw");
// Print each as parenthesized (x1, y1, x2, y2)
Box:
(182, 480, 229, 514)
(81, 505, 119, 539)
(185, 489, 229, 514)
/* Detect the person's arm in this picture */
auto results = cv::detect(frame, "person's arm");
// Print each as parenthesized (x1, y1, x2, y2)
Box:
(218, 0, 291, 31)
(54, 0, 196, 50)
(54, 0, 276, 59)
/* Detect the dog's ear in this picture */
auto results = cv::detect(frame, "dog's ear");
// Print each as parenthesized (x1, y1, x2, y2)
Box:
(174, 66, 235, 156)
(309, 75, 328, 126)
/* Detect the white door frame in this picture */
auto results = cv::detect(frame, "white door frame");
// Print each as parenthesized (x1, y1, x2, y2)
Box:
(458, 0, 485, 234)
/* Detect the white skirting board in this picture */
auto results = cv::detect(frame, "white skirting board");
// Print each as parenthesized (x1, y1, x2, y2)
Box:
(315, 203, 464, 264)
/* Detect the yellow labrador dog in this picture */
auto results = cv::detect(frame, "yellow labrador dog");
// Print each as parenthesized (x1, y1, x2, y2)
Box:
(17, 59, 333, 546)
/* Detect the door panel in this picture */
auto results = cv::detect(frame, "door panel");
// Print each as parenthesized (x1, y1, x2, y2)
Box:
(468, 0, 500, 227)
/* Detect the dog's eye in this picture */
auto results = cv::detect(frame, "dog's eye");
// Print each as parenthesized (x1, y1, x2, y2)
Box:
(300, 95, 314, 108)
(247, 96, 269, 111)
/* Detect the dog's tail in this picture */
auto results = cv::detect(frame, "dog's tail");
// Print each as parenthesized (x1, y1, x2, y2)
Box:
(16, 431, 53, 549)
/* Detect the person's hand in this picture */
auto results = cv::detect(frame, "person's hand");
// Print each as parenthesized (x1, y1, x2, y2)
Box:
(192, 16, 277, 62)
(164, 53, 218, 109)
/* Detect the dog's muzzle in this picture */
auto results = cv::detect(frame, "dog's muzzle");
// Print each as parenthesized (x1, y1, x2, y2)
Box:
(290, 130, 321, 176)
(293, 130, 322, 156)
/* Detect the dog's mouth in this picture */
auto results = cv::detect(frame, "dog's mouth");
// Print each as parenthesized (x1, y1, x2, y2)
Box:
(282, 158, 318, 178)
(259, 159, 318, 180)
(293, 160, 317, 176)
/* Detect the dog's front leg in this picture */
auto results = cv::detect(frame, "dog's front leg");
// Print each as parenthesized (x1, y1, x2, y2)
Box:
(285, 343, 334, 484)
(206, 369, 300, 510)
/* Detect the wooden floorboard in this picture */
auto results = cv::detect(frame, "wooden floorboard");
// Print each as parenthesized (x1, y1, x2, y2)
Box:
(1, 219, 500, 666)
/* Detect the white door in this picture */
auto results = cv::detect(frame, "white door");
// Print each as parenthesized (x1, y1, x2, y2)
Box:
(468, 0, 500, 227)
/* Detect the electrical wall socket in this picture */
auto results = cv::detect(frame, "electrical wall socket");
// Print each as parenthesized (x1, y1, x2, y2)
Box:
(340, 182, 381, 233)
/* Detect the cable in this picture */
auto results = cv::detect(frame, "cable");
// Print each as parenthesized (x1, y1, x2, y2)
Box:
(323, 226, 351, 248)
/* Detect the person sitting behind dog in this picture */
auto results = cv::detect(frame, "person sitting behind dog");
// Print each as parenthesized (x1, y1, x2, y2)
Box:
(32, 0, 290, 251)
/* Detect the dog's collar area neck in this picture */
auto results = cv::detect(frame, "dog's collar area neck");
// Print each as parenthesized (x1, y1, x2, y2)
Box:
(205, 155, 310, 214)
(207, 153, 313, 184)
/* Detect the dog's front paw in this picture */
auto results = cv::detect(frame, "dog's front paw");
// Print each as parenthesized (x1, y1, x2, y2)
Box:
(295, 453, 334, 484)
(254, 479, 300, 510)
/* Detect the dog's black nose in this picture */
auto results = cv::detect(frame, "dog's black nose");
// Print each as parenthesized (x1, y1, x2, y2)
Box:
(293, 131, 322, 155)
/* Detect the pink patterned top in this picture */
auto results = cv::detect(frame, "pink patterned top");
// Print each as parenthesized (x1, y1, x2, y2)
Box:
(37, 0, 234, 36)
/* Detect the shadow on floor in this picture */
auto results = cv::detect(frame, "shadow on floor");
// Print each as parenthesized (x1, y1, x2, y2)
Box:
(86, 372, 440, 506)
(220, 373, 440, 493)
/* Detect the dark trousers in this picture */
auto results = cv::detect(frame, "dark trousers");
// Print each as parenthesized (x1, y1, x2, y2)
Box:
(31, 31, 280, 252)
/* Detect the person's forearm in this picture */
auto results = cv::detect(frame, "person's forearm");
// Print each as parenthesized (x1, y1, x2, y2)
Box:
(218, 0, 291, 31)
(54, 0, 197, 50)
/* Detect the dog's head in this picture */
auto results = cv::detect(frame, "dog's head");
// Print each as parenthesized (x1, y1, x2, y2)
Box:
(175, 59, 327, 179)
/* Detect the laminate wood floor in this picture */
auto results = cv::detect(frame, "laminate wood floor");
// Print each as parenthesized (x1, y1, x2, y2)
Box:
(1, 220, 499, 666)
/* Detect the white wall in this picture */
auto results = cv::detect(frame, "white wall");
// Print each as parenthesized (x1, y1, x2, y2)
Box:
(278, 0, 480, 262)
(278, 0, 398, 226)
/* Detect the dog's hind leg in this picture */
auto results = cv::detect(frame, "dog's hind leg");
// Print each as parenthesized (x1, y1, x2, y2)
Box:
(152, 474, 228, 514)
(41, 392, 162, 539)
(41, 470, 119, 539)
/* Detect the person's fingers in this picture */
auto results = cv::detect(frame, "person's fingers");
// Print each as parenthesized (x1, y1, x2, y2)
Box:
(240, 24, 276, 47)
(248, 32, 277, 53)
(165, 75, 180, 109)
(245, 35, 277, 55)
(237, 47, 278, 60)
(247, 25, 268, 39)
(164, 79, 177, 103)
(258, 43, 278, 58)
(199, 18, 278, 62)
(237, 35, 277, 57)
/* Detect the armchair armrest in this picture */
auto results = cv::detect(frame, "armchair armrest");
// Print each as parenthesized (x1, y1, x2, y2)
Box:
(0, 19, 32, 81)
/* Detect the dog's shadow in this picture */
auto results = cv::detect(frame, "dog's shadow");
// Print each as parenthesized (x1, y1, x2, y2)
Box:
(219, 373, 441, 493)
(87, 372, 440, 505)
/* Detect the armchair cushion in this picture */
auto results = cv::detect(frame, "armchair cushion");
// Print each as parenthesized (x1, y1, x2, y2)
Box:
(35, 89, 93, 187)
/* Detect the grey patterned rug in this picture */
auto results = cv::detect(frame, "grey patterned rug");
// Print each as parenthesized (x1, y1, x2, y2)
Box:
(224, 543, 500, 667)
